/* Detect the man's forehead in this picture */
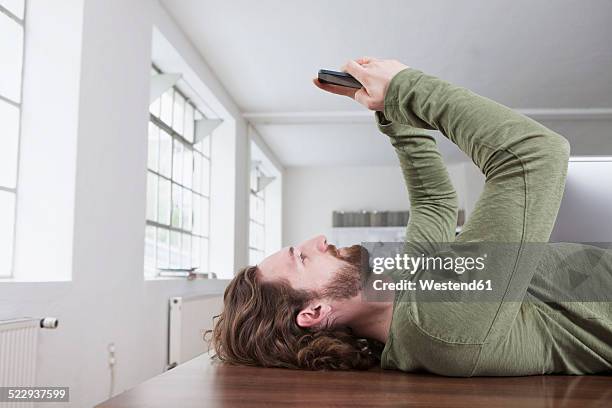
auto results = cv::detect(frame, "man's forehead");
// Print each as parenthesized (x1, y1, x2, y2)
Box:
(257, 248, 293, 281)
(257, 249, 279, 271)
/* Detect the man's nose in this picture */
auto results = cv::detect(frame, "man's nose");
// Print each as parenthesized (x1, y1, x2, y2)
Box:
(297, 235, 328, 254)
(314, 235, 328, 253)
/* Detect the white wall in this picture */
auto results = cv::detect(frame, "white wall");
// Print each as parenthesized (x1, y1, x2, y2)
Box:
(0, 0, 258, 406)
(282, 163, 477, 246)
(540, 118, 612, 156)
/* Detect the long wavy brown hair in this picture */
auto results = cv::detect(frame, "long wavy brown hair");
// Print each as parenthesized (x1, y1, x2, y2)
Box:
(211, 249, 382, 370)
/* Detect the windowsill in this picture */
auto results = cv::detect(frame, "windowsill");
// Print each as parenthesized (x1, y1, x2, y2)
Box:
(144, 273, 230, 296)
(0, 277, 72, 283)
(144, 270, 224, 282)
(145, 274, 195, 282)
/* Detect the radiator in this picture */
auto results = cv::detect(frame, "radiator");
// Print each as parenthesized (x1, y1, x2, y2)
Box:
(0, 319, 39, 390)
(0, 318, 51, 408)
(168, 295, 222, 369)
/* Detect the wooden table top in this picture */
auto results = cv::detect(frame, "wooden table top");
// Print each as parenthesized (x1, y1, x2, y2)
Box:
(97, 354, 612, 407)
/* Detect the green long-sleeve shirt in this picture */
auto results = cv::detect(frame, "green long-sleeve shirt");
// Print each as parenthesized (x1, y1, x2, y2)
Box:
(376, 68, 612, 376)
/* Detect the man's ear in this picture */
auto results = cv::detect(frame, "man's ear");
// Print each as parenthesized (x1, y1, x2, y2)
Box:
(296, 301, 332, 328)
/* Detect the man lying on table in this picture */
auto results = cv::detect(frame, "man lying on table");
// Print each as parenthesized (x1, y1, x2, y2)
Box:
(211, 58, 612, 376)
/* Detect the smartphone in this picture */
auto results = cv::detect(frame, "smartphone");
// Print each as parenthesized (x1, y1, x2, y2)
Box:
(318, 69, 362, 89)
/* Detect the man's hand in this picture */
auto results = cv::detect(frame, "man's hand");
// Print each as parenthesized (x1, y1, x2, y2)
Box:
(313, 57, 409, 111)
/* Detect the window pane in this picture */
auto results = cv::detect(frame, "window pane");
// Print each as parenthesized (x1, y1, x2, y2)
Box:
(250, 221, 264, 251)
(0, 13, 23, 102)
(192, 195, 201, 235)
(256, 222, 264, 249)
(0, 100, 19, 188)
(0, 191, 15, 276)
(200, 237, 209, 273)
(172, 91, 185, 135)
(171, 183, 182, 228)
(249, 249, 263, 266)
(146, 172, 158, 221)
(250, 170, 258, 192)
(156, 228, 170, 269)
(202, 156, 210, 196)
(170, 230, 181, 268)
(249, 220, 257, 248)
(194, 129, 203, 153)
(192, 154, 201, 193)
(0, 0, 25, 19)
(184, 104, 195, 143)
(144, 225, 156, 272)
(172, 140, 183, 185)
(195, 134, 211, 157)
(160, 88, 173, 125)
(191, 237, 201, 270)
(147, 122, 159, 171)
(158, 177, 171, 225)
(249, 193, 256, 221)
(201, 197, 210, 237)
(258, 223, 265, 249)
(158, 129, 172, 178)
(256, 196, 265, 224)
(149, 94, 161, 117)
(182, 189, 192, 231)
(201, 134, 211, 157)
(182, 148, 193, 189)
(181, 233, 191, 268)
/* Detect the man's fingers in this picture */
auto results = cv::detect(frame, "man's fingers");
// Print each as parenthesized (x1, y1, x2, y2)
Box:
(341, 60, 369, 85)
(355, 56, 372, 65)
(355, 56, 380, 65)
(353, 88, 371, 107)
(312, 78, 357, 98)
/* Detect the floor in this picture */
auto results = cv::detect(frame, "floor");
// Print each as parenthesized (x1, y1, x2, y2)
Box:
(97, 354, 612, 407)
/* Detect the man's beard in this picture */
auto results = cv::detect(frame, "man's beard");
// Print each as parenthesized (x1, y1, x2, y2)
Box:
(319, 244, 368, 300)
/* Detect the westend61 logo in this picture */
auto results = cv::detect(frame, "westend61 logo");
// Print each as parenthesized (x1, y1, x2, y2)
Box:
(363, 241, 612, 301)
(371, 253, 487, 275)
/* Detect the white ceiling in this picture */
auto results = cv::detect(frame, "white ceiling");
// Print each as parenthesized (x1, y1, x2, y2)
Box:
(256, 122, 468, 166)
(161, 0, 612, 166)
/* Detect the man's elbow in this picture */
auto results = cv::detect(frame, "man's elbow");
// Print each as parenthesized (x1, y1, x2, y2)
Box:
(412, 190, 458, 212)
(539, 132, 570, 174)
(546, 132, 571, 163)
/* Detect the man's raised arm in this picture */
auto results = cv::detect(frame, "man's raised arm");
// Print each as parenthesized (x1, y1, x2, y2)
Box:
(376, 112, 458, 246)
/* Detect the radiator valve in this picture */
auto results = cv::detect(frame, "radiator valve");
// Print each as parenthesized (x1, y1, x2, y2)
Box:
(40, 317, 59, 329)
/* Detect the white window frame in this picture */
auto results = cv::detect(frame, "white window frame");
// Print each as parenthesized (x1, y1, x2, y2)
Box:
(0, 0, 27, 278)
(248, 164, 266, 265)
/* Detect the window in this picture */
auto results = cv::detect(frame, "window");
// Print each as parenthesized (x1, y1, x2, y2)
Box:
(249, 164, 266, 265)
(0, 0, 25, 278)
(144, 67, 211, 277)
